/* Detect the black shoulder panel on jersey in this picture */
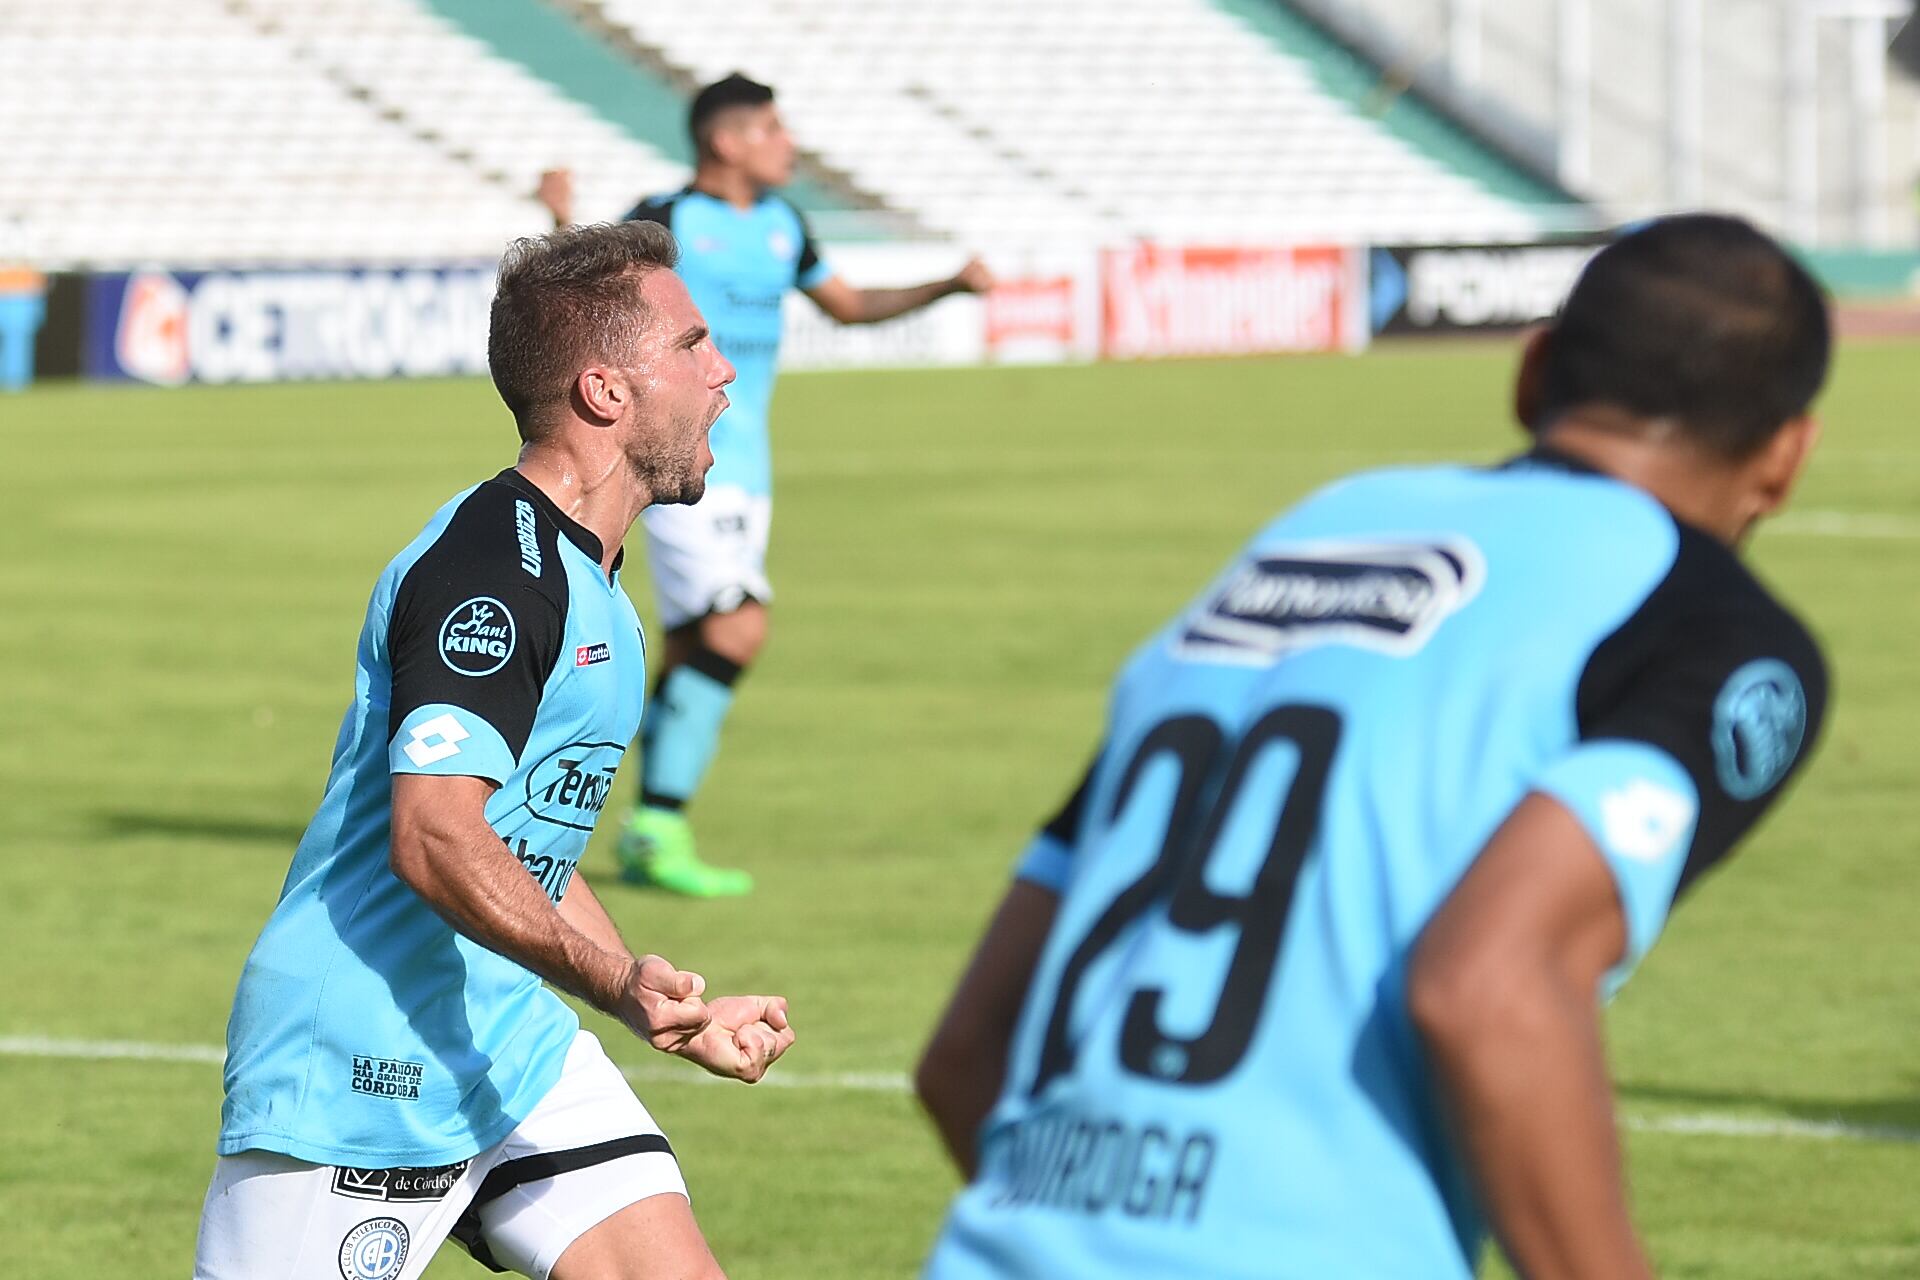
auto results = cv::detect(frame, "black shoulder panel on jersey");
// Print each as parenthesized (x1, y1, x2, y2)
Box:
(777, 195, 823, 285)
(387, 478, 571, 765)
(1040, 750, 1103, 848)
(624, 190, 684, 231)
(1573, 520, 1828, 896)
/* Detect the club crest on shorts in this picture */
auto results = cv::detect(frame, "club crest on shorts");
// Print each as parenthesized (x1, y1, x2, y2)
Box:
(1177, 538, 1484, 664)
(439, 597, 516, 676)
(338, 1217, 409, 1280)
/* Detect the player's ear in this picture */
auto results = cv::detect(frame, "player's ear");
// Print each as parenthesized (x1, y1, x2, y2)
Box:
(707, 121, 742, 167)
(1513, 325, 1552, 434)
(574, 365, 628, 427)
(1746, 413, 1821, 521)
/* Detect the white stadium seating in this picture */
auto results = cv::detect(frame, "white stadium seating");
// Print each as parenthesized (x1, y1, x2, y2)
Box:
(0, 0, 1541, 268)
(588, 0, 1544, 246)
(0, 0, 686, 267)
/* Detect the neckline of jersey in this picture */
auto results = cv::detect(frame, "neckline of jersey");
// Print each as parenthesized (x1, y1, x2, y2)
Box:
(682, 184, 779, 216)
(491, 468, 624, 582)
(1509, 443, 1604, 476)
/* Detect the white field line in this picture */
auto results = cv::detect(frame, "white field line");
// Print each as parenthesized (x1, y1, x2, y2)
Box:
(1768, 509, 1920, 539)
(5, 1035, 1916, 1148)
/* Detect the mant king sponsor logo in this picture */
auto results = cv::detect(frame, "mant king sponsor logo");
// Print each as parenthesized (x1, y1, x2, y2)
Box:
(576, 642, 611, 667)
(1102, 244, 1365, 359)
(350, 1055, 425, 1101)
(1178, 538, 1485, 664)
(332, 1160, 471, 1203)
(438, 596, 516, 676)
(519, 740, 626, 831)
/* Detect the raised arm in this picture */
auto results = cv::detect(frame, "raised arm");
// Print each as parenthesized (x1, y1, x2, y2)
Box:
(537, 168, 574, 229)
(1408, 793, 1652, 1280)
(804, 259, 994, 325)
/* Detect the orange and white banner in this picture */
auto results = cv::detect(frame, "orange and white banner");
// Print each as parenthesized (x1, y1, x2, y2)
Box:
(1102, 244, 1368, 359)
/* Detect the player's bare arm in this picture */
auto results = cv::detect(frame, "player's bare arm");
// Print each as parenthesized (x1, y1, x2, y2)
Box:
(805, 258, 994, 325)
(393, 774, 796, 1083)
(556, 865, 629, 956)
(917, 879, 1059, 1178)
(1408, 792, 1655, 1280)
(389, 773, 710, 1049)
(556, 863, 797, 1083)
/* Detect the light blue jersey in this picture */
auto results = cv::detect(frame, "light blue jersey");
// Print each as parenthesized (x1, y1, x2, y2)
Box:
(627, 189, 831, 497)
(219, 470, 647, 1168)
(926, 451, 1825, 1279)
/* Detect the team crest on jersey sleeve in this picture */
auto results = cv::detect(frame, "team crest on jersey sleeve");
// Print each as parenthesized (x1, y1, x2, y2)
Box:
(1712, 658, 1807, 799)
(1177, 538, 1484, 664)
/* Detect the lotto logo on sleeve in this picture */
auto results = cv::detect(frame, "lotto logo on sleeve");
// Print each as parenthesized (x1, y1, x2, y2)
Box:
(402, 713, 469, 767)
(338, 1217, 409, 1280)
(438, 597, 516, 676)
(576, 642, 611, 667)
(1599, 779, 1697, 863)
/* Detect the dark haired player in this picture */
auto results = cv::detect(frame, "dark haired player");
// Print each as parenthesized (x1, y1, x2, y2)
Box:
(546, 73, 993, 897)
(917, 215, 1832, 1280)
(195, 222, 791, 1280)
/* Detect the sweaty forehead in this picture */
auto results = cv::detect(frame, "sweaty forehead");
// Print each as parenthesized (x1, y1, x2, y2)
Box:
(638, 269, 702, 336)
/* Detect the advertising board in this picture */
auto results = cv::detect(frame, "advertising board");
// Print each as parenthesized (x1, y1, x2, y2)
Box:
(83, 265, 496, 384)
(1369, 240, 1605, 335)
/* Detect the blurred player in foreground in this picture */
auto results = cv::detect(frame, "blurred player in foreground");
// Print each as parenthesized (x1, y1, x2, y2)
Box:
(545, 73, 993, 897)
(196, 222, 792, 1280)
(916, 215, 1831, 1279)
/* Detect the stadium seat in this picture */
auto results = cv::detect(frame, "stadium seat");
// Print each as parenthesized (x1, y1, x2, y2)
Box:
(0, 0, 686, 267)
(589, 0, 1542, 246)
(1, 0, 1542, 267)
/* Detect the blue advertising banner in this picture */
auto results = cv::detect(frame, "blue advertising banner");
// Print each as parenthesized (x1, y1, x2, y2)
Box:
(84, 264, 497, 384)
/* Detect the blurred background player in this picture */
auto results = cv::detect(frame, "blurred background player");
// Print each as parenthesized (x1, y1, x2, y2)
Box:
(543, 74, 994, 897)
(914, 215, 1831, 1280)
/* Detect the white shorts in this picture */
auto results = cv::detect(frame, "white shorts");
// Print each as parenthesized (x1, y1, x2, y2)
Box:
(193, 1031, 687, 1280)
(641, 483, 773, 630)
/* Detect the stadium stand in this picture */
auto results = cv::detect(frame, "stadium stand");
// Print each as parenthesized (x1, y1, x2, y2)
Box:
(581, 0, 1551, 244)
(0, 0, 687, 266)
(0, 0, 1556, 268)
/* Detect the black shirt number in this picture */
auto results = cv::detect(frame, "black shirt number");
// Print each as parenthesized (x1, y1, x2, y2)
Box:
(1031, 705, 1342, 1095)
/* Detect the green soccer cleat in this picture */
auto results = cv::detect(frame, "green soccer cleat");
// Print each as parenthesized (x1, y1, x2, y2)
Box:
(615, 808, 754, 898)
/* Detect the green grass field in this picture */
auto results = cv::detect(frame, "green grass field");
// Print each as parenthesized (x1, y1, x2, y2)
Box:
(3, 345, 1916, 1277)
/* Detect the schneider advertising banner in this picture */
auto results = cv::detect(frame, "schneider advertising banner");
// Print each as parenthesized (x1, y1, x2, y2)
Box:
(1102, 244, 1368, 359)
(1370, 239, 1606, 336)
(85, 264, 497, 384)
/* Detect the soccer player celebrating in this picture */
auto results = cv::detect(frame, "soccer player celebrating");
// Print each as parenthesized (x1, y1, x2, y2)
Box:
(915, 215, 1831, 1279)
(195, 222, 793, 1280)
(543, 73, 993, 897)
